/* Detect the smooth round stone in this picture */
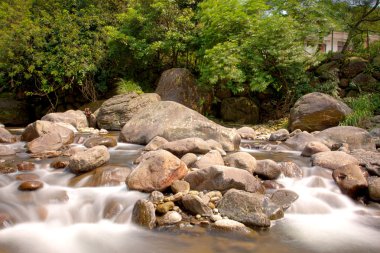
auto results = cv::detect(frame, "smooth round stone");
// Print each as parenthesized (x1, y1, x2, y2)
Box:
(15, 173, 40, 181)
(157, 211, 182, 226)
(212, 219, 252, 233)
(50, 160, 69, 169)
(17, 162, 36, 172)
(18, 180, 44, 191)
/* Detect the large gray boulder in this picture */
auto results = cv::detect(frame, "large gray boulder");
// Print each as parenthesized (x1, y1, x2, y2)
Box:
(184, 165, 264, 193)
(221, 97, 259, 124)
(155, 68, 210, 114)
(96, 92, 161, 130)
(126, 150, 188, 192)
(119, 101, 240, 152)
(26, 133, 63, 154)
(21, 120, 74, 145)
(314, 126, 376, 151)
(69, 146, 110, 174)
(217, 189, 271, 227)
(311, 151, 359, 170)
(289, 92, 352, 132)
(42, 110, 88, 129)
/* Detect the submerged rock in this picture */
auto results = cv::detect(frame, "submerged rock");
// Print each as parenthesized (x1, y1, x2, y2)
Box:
(126, 150, 188, 192)
(18, 180, 44, 191)
(278, 162, 303, 178)
(69, 146, 110, 174)
(119, 101, 240, 152)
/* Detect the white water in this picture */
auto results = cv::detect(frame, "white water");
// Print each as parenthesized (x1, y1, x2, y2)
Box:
(0, 140, 379, 253)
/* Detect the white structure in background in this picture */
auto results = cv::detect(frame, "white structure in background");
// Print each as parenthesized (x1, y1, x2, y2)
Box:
(305, 31, 380, 54)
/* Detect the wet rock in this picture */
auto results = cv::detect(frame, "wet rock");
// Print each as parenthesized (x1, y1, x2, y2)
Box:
(255, 159, 281, 180)
(132, 199, 156, 229)
(103, 199, 124, 219)
(18, 180, 44, 191)
(156, 202, 175, 214)
(17, 162, 36, 172)
(160, 137, 211, 156)
(15, 173, 40, 181)
(126, 150, 188, 192)
(270, 190, 299, 210)
(0, 128, 16, 143)
(0, 164, 16, 174)
(0, 145, 15, 156)
(237, 127, 256, 140)
(311, 151, 359, 170)
(221, 97, 259, 124)
(315, 126, 376, 151)
(263, 199, 284, 220)
(27, 132, 64, 154)
(42, 110, 88, 129)
(217, 189, 270, 227)
(14, 119, 68, 143)
(156, 211, 182, 226)
(81, 165, 132, 187)
(212, 219, 251, 233)
(50, 160, 69, 169)
(171, 180, 190, 194)
(0, 213, 13, 228)
(84, 136, 117, 148)
(149, 191, 165, 204)
(368, 177, 380, 202)
(278, 162, 303, 178)
(182, 194, 213, 216)
(194, 150, 224, 170)
(97, 92, 160, 130)
(223, 152, 257, 173)
(289, 92, 352, 132)
(155, 68, 210, 114)
(143, 136, 168, 152)
(119, 101, 240, 152)
(269, 129, 289, 141)
(350, 149, 380, 176)
(332, 164, 368, 198)
(69, 145, 110, 174)
(181, 153, 197, 167)
(184, 165, 264, 193)
(284, 131, 321, 151)
(301, 141, 330, 157)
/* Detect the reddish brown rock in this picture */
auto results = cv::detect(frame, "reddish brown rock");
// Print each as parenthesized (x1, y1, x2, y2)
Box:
(17, 162, 36, 172)
(15, 173, 40, 181)
(18, 180, 44, 191)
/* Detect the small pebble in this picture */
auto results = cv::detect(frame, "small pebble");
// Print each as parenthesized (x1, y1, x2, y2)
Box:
(196, 214, 201, 219)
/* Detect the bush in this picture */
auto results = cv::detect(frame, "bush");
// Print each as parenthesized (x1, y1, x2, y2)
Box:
(114, 79, 143, 95)
(340, 93, 380, 128)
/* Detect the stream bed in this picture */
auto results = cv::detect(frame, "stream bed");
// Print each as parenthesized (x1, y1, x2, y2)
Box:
(0, 135, 380, 253)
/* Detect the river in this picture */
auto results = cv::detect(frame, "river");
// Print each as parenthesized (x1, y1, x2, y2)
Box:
(0, 133, 379, 253)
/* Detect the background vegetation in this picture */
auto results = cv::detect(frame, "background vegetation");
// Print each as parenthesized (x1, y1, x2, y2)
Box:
(0, 0, 379, 119)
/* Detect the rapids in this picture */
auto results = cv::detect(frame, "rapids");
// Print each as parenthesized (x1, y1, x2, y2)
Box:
(0, 136, 379, 253)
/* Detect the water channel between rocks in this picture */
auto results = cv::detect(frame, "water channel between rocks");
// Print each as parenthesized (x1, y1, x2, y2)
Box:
(0, 133, 379, 253)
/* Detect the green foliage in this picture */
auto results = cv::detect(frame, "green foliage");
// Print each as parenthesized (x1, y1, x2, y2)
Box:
(340, 93, 380, 127)
(114, 78, 143, 95)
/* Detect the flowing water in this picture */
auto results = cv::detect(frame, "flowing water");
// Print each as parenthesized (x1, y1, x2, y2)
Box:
(0, 135, 380, 253)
